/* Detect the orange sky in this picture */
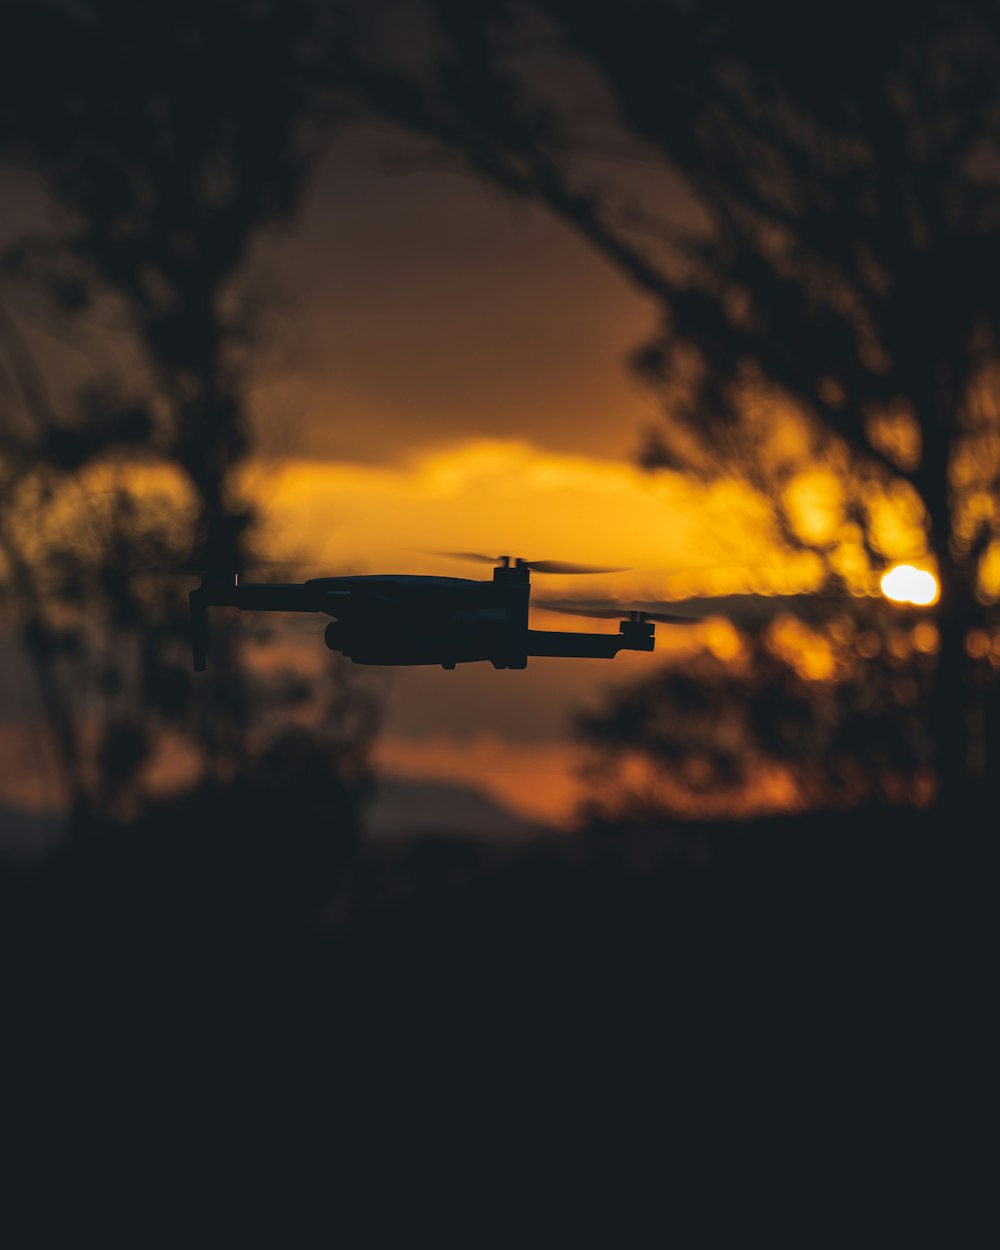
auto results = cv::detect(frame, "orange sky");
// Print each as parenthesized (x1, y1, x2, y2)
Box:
(242, 122, 666, 466)
(9, 435, 927, 829)
(0, 121, 944, 831)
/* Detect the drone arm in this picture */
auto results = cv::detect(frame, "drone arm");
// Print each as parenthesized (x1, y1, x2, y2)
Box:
(526, 630, 621, 659)
(190, 578, 348, 669)
(525, 623, 655, 659)
(231, 583, 322, 612)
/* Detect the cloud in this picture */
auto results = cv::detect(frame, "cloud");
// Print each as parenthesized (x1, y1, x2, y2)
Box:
(249, 438, 822, 601)
(4, 438, 833, 827)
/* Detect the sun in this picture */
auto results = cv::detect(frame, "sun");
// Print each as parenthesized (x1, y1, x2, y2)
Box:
(880, 564, 939, 606)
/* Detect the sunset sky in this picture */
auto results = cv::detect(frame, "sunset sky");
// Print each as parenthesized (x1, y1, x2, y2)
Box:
(4, 6, 995, 1210)
(239, 121, 807, 825)
(231, 119, 931, 826)
(0, 116, 937, 829)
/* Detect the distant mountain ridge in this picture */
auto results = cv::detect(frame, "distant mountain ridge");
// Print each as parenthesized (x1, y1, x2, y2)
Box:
(365, 775, 545, 842)
(0, 774, 544, 859)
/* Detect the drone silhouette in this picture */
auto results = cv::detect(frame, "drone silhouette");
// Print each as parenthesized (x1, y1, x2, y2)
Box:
(188, 552, 700, 671)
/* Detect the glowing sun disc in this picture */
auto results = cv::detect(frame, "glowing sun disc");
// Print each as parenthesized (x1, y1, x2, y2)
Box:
(880, 564, 938, 606)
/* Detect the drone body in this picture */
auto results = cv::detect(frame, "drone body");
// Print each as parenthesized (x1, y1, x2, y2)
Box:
(189, 558, 657, 671)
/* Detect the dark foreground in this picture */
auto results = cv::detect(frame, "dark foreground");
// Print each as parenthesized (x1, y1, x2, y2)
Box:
(3, 794, 991, 1241)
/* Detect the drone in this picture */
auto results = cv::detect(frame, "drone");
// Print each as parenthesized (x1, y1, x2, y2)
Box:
(188, 552, 700, 671)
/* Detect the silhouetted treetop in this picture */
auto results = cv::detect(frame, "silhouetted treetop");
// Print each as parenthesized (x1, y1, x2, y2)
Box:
(0, 0, 378, 827)
(347, 0, 1000, 808)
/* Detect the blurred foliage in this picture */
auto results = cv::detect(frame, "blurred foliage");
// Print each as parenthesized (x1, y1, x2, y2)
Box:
(576, 605, 940, 822)
(347, 0, 1000, 804)
(577, 599, 1000, 821)
(0, 0, 378, 838)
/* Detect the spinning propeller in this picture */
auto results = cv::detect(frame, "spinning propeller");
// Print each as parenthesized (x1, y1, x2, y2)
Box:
(538, 599, 704, 625)
(431, 551, 629, 574)
(538, 592, 843, 626)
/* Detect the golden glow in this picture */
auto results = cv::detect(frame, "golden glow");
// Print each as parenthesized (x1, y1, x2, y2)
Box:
(373, 734, 577, 827)
(865, 405, 922, 472)
(766, 615, 837, 681)
(703, 618, 745, 662)
(854, 630, 881, 659)
(783, 468, 843, 547)
(242, 441, 833, 601)
(965, 629, 990, 660)
(9, 439, 937, 607)
(911, 622, 940, 655)
(0, 439, 950, 827)
(880, 564, 939, 606)
(977, 541, 1000, 602)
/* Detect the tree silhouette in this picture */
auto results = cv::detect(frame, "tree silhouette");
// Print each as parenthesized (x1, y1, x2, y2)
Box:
(576, 604, 944, 824)
(0, 0, 377, 831)
(348, 0, 1000, 810)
